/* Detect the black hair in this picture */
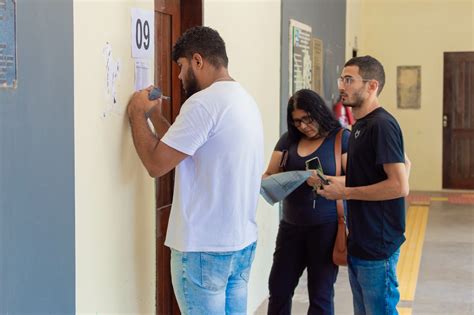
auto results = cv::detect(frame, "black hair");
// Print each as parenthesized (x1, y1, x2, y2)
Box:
(287, 89, 341, 143)
(344, 55, 385, 95)
(172, 26, 228, 68)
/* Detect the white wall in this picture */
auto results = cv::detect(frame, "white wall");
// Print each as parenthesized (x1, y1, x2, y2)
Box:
(74, 0, 155, 313)
(204, 0, 282, 312)
(345, 0, 361, 60)
(73, 0, 281, 313)
(356, 0, 474, 191)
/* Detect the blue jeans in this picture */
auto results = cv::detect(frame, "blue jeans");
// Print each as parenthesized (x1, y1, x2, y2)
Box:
(170, 242, 257, 315)
(348, 249, 400, 315)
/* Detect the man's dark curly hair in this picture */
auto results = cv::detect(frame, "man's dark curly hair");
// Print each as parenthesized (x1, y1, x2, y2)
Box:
(344, 55, 385, 95)
(172, 26, 228, 68)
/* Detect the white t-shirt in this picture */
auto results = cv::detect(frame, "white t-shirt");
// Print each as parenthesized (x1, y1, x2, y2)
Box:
(161, 81, 264, 252)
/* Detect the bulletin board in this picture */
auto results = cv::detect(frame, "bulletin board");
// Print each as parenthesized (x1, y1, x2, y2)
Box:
(0, 0, 17, 88)
(289, 19, 312, 97)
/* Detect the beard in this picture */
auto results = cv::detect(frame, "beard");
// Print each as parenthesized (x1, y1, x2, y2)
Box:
(341, 90, 365, 108)
(183, 67, 200, 98)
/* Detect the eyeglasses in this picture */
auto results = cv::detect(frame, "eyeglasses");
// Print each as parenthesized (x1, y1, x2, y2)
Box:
(292, 115, 314, 127)
(337, 76, 371, 87)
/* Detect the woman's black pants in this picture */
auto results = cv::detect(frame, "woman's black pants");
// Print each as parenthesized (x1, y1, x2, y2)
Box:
(267, 220, 339, 315)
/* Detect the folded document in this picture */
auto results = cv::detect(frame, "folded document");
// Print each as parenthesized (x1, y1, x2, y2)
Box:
(260, 171, 312, 205)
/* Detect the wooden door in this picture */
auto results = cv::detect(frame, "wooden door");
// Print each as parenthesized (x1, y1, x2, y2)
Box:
(154, 1, 202, 314)
(443, 52, 474, 189)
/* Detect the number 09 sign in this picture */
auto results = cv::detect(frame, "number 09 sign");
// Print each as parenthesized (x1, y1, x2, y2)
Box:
(131, 8, 154, 59)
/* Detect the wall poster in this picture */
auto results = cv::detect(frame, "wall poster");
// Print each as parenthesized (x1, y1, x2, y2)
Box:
(0, 0, 17, 88)
(397, 66, 421, 109)
(289, 19, 312, 97)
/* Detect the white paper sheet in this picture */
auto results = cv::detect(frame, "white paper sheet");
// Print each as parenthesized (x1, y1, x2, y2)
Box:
(131, 8, 154, 59)
(260, 171, 313, 205)
(134, 60, 151, 91)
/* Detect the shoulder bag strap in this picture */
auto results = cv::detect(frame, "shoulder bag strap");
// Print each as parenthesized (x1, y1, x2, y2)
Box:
(334, 129, 344, 220)
(279, 149, 288, 172)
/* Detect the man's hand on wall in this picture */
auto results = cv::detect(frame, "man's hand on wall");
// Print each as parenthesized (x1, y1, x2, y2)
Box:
(127, 86, 161, 118)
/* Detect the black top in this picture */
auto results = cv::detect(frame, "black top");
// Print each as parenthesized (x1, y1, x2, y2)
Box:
(346, 107, 406, 260)
(275, 128, 350, 226)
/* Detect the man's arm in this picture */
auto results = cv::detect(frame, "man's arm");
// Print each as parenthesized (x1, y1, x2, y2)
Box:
(317, 161, 409, 201)
(128, 89, 188, 178)
(346, 162, 408, 200)
(147, 104, 171, 138)
(404, 153, 411, 179)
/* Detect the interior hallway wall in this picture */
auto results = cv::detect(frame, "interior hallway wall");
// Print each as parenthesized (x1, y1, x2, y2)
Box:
(74, 0, 155, 313)
(280, 0, 347, 132)
(357, 0, 474, 191)
(345, 0, 361, 60)
(0, 0, 75, 313)
(204, 0, 282, 312)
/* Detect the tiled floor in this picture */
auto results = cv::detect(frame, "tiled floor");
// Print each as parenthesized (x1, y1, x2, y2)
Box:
(255, 191, 474, 314)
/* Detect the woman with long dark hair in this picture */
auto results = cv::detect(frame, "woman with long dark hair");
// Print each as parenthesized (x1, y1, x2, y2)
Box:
(263, 89, 350, 314)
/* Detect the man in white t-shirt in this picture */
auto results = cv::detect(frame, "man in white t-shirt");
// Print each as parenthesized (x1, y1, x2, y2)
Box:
(127, 26, 264, 314)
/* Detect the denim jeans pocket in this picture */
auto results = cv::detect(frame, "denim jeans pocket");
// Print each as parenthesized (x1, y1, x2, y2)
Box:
(239, 243, 257, 282)
(200, 252, 233, 291)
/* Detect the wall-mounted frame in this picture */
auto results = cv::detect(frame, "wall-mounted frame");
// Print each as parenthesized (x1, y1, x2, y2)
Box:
(397, 65, 421, 109)
(289, 19, 312, 97)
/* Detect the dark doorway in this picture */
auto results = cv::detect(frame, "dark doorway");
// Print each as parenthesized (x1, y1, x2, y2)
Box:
(443, 51, 474, 189)
(154, 1, 202, 313)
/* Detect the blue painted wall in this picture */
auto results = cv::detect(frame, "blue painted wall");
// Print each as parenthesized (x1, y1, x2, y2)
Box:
(0, 0, 75, 313)
(280, 0, 346, 132)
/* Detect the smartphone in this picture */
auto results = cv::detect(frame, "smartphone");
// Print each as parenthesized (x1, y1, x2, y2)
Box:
(305, 157, 330, 185)
(316, 170, 330, 185)
(305, 156, 323, 173)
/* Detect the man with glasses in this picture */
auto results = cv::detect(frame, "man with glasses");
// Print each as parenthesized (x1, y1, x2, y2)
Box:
(318, 55, 411, 315)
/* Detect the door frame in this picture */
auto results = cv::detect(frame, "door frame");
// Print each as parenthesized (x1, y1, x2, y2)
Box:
(154, 1, 202, 314)
(442, 51, 474, 189)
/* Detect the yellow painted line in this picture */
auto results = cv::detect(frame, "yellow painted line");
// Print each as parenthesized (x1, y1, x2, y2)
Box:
(430, 197, 448, 201)
(397, 307, 413, 315)
(409, 200, 430, 206)
(397, 206, 429, 301)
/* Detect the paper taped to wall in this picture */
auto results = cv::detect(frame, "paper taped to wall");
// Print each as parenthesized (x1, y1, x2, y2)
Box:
(134, 60, 151, 91)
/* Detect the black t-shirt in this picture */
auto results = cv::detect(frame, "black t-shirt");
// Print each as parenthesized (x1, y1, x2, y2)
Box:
(275, 128, 350, 226)
(346, 107, 406, 260)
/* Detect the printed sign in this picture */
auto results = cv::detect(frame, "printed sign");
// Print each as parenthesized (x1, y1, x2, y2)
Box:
(289, 19, 312, 96)
(131, 8, 154, 59)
